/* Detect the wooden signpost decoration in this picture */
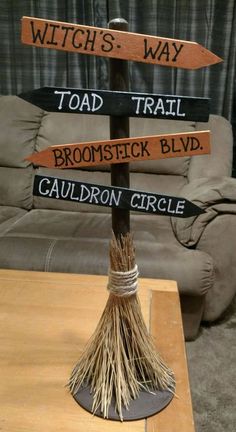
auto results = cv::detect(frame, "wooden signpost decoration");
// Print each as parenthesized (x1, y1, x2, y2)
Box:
(21, 16, 223, 69)
(26, 131, 210, 168)
(34, 174, 204, 218)
(19, 86, 210, 122)
(21, 13, 222, 422)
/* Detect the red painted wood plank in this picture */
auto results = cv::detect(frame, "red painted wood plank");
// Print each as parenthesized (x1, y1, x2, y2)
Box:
(21, 17, 222, 69)
(26, 131, 210, 169)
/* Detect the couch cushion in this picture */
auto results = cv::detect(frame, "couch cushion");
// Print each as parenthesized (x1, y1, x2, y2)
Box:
(0, 96, 43, 209)
(0, 167, 33, 210)
(0, 206, 27, 235)
(0, 96, 43, 168)
(0, 208, 214, 297)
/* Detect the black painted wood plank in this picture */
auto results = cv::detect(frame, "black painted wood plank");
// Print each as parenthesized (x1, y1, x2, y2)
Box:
(19, 87, 210, 122)
(34, 175, 204, 218)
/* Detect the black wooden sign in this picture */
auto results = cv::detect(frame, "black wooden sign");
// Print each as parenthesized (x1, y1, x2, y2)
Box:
(34, 175, 204, 218)
(19, 87, 210, 122)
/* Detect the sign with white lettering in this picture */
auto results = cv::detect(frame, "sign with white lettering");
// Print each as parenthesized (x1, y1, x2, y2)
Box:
(34, 175, 204, 218)
(19, 87, 210, 122)
(26, 131, 210, 168)
(21, 16, 222, 69)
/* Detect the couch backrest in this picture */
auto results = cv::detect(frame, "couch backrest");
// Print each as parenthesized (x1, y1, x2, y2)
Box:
(0, 95, 232, 211)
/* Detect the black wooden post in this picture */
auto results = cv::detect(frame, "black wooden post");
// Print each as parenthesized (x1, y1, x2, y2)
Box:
(109, 18, 130, 238)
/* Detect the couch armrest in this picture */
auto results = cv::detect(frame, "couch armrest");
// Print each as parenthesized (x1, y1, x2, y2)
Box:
(172, 177, 236, 322)
(171, 177, 236, 247)
(196, 211, 236, 321)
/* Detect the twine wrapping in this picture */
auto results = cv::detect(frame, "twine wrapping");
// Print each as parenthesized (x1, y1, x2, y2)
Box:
(107, 264, 139, 297)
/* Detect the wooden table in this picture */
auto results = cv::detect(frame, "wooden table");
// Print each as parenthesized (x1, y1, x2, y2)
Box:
(0, 269, 195, 432)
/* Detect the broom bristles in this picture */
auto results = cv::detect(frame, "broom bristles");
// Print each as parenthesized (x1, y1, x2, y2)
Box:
(69, 233, 175, 420)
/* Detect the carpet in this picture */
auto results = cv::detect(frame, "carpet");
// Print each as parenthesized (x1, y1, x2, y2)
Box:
(186, 296, 236, 432)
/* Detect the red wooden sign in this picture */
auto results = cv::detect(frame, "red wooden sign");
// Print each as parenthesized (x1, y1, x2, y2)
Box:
(21, 16, 222, 69)
(26, 131, 210, 169)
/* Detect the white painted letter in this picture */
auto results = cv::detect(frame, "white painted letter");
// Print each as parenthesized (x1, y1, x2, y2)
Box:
(69, 94, 80, 110)
(176, 98, 185, 117)
(144, 97, 155, 114)
(165, 99, 176, 116)
(131, 96, 145, 114)
(89, 186, 100, 204)
(157, 197, 167, 212)
(130, 193, 140, 208)
(92, 93, 103, 112)
(110, 189, 122, 207)
(54, 90, 71, 110)
(79, 93, 90, 111)
(49, 179, 60, 199)
(175, 199, 185, 214)
(154, 98, 165, 115)
(79, 184, 91, 202)
(39, 178, 50, 195)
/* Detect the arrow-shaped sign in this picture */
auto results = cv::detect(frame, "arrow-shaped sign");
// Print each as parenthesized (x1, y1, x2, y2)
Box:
(26, 131, 210, 169)
(21, 16, 222, 69)
(34, 175, 204, 218)
(19, 87, 210, 122)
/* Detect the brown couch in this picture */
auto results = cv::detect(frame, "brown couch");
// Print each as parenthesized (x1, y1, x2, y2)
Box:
(0, 95, 235, 340)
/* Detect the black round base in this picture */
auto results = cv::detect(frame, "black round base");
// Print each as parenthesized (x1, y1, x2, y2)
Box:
(72, 385, 174, 421)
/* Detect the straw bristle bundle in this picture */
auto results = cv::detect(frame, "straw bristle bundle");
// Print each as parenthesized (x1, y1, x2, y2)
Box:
(69, 233, 174, 420)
